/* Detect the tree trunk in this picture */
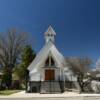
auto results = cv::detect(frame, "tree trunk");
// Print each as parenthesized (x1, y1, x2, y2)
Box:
(77, 74, 84, 92)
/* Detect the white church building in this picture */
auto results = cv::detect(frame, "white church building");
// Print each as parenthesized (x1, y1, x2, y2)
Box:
(27, 26, 81, 93)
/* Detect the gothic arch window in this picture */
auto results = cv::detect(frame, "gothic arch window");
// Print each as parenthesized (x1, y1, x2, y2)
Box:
(45, 56, 55, 67)
(45, 57, 49, 66)
(51, 57, 55, 66)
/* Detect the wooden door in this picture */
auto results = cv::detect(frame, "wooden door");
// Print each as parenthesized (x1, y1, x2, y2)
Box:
(45, 69, 55, 81)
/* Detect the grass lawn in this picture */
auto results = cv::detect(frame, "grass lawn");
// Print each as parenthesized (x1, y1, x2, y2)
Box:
(0, 90, 22, 95)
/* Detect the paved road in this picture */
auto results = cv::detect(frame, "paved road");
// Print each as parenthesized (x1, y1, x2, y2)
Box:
(0, 97, 84, 100)
(0, 96, 100, 100)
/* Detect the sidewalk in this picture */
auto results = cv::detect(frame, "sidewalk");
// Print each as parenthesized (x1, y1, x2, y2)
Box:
(10, 91, 79, 97)
(0, 91, 100, 98)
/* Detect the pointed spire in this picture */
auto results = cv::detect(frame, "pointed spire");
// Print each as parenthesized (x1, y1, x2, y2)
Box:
(44, 26, 56, 43)
(44, 26, 56, 36)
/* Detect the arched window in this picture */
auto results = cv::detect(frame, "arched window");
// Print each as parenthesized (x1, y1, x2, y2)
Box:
(45, 56, 55, 67)
(51, 57, 55, 66)
(45, 57, 49, 66)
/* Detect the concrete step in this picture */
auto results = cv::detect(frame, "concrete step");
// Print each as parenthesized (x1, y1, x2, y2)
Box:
(40, 81, 61, 93)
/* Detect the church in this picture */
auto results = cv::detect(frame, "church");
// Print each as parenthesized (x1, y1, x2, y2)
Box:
(27, 26, 81, 93)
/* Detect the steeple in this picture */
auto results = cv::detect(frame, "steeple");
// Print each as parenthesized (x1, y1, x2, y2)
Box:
(44, 26, 56, 43)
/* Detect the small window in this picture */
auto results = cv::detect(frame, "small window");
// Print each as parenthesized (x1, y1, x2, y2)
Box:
(47, 34, 50, 36)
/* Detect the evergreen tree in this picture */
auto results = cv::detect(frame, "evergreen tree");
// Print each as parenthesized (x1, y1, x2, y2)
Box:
(22, 45, 36, 67)
(14, 45, 36, 86)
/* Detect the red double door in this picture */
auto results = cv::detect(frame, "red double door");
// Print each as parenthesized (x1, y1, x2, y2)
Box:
(45, 69, 55, 81)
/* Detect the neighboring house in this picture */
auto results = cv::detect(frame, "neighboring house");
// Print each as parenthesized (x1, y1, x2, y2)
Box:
(89, 69, 100, 93)
(90, 59, 100, 80)
(27, 26, 81, 93)
(88, 67, 100, 92)
(90, 69, 100, 80)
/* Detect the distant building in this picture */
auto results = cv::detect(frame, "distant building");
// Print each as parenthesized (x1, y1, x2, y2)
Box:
(27, 26, 80, 93)
(90, 59, 100, 80)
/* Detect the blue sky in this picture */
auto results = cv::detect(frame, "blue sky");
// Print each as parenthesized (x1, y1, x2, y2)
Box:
(0, 0, 99, 63)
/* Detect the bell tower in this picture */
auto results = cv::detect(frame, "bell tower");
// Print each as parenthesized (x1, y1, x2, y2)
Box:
(44, 26, 56, 43)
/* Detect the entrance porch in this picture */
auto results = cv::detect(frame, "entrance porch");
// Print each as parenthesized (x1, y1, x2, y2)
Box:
(40, 67, 64, 93)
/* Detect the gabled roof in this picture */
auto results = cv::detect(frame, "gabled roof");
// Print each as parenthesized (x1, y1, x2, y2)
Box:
(28, 41, 66, 74)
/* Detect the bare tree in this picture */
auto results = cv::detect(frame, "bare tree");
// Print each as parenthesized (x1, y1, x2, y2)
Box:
(66, 57, 92, 92)
(0, 28, 28, 88)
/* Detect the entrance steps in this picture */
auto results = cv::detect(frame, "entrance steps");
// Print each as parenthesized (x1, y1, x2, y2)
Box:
(40, 81, 61, 93)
